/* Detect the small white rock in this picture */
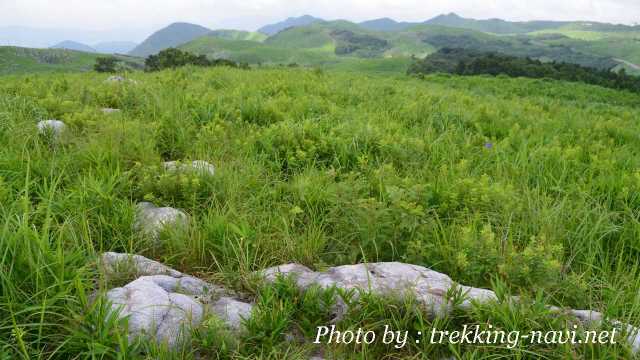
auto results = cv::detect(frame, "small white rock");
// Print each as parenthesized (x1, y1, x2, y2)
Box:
(37, 120, 66, 138)
(105, 75, 125, 83)
(163, 160, 215, 176)
(102, 108, 121, 114)
(211, 297, 253, 331)
(134, 202, 189, 240)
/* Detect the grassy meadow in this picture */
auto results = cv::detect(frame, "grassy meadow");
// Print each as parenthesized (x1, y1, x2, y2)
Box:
(2, 66, 640, 358)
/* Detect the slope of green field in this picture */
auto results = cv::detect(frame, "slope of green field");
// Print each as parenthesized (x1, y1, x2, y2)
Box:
(533, 31, 640, 74)
(0, 46, 142, 75)
(209, 29, 268, 42)
(1, 66, 640, 358)
(180, 36, 335, 64)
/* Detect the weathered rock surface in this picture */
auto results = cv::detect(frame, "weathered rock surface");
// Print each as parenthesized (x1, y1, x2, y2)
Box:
(163, 160, 215, 176)
(37, 120, 66, 138)
(101, 252, 253, 348)
(99, 254, 640, 353)
(262, 262, 640, 353)
(262, 262, 497, 319)
(134, 202, 189, 240)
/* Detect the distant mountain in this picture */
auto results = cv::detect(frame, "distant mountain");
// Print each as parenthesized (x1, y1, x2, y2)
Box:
(94, 41, 138, 54)
(424, 13, 569, 34)
(258, 15, 324, 35)
(129, 22, 212, 57)
(359, 18, 417, 32)
(0, 26, 148, 49)
(51, 40, 96, 53)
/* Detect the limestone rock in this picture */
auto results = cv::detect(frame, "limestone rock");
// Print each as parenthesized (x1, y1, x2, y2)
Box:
(262, 262, 498, 319)
(106, 275, 205, 347)
(262, 262, 640, 354)
(211, 297, 254, 331)
(163, 160, 215, 176)
(105, 75, 125, 83)
(37, 120, 66, 138)
(101, 253, 253, 348)
(134, 202, 189, 240)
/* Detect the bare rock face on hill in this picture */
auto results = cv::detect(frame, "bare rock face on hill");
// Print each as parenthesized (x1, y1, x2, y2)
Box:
(163, 160, 215, 176)
(134, 202, 189, 240)
(101, 252, 253, 348)
(37, 120, 66, 138)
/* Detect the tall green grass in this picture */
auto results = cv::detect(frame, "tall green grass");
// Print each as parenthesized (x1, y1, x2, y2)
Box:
(1, 67, 640, 358)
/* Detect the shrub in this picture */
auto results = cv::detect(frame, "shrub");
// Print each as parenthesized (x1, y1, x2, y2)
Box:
(145, 48, 239, 72)
(94, 56, 120, 73)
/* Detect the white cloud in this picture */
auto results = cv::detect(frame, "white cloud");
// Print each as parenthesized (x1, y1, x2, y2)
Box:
(0, 0, 638, 35)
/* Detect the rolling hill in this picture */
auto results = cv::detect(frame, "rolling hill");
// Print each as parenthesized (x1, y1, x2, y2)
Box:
(359, 18, 416, 32)
(208, 29, 267, 42)
(51, 40, 96, 53)
(129, 22, 212, 57)
(0, 46, 143, 75)
(94, 41, 138, 54)
(181, 20, 617, 72)
(258, 15, 324, 35)
(2, 14, 639, 76)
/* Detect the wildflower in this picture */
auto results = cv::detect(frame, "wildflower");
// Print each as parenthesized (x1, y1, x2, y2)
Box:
(484, 142, 494, 149)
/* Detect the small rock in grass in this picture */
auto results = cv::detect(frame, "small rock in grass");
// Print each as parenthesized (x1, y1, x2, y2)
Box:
(163, 160, 215, 176)
(210, 297, 254, 331)
(102, 108, 121, 114)
(37, 120, 66, 138)
(105, 75, 125, 83)
(134, 202, 189, 240)
(106, 275, 204, 347)
(105, 76, 138, 84)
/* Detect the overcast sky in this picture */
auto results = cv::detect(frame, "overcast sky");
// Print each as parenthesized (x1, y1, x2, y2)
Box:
(1, 0, 639, 37)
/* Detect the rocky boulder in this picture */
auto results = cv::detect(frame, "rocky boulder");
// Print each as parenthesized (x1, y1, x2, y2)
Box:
(262, 262, 497, 320)
(134, 202, 189, 241)
(262, 262, 640, 354)
(37, 120, 66, 138)
(101, 252, 253, 348)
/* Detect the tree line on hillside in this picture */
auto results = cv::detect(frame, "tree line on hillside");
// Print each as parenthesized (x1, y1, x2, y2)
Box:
(408, 48, 640, 94)
(95, 48, 245, 73)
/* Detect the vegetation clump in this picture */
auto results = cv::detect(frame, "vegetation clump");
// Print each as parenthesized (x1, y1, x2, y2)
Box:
(144, 48, 242, 72)
(94, 56, 120, 73)
(409, 47, 640, 93)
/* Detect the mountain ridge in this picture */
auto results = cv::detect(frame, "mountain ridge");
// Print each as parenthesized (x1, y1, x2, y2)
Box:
(258, 15, 324, 35)
(129, 22, 212, 57)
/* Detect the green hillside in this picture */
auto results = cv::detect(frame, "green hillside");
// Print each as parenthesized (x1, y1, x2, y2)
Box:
(0, 46, 142, 75)
(530, 25, 640, 74)
(182, 21, 617, 72)
(2, 65, 640, 359)
(129, 22, 212, 57)
(209, 29, 267, 42)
